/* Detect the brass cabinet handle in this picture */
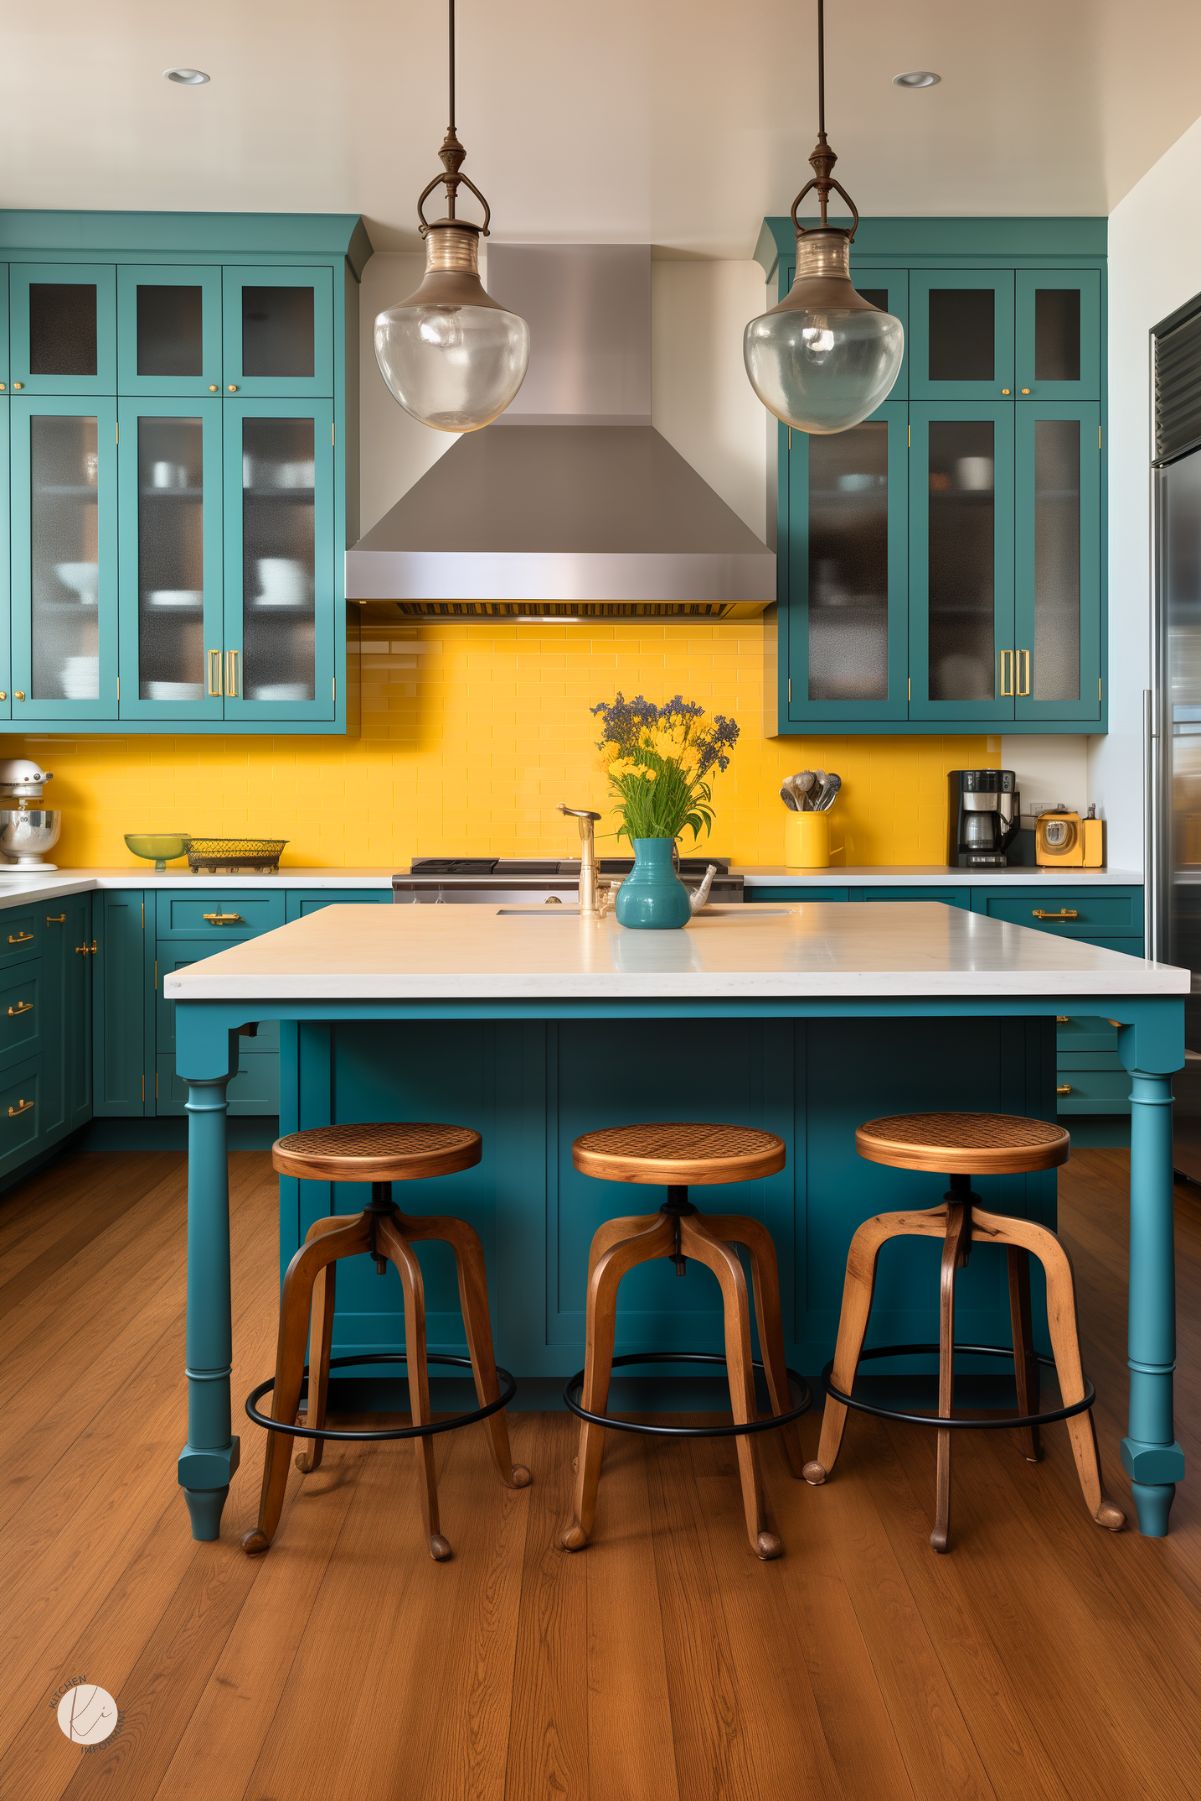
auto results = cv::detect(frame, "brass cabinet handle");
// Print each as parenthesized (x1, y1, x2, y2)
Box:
(207, 648, 223, 697)
(74, 943, 90, 956)
(0, 383, 5, 392)
(90, 938, 98, 955)
(1056, 1084, 1073, 1097)
(45, 913, 66, 924)
(1056, 1014, 1070, 1024)
(203, 911, 244, 925)
(999, 648, 1014, 697)
(226, 648, 238, 697)
(6, 1001, 33, 1017)
(1000, 387, 1011, 396)
(0, 692, 7, 703)
(208, 384, 219, 392)
(12, 381, 23, 391)
(227, 384, 238, 393)
(1020, 387, 1032, 395)
(14, 691, 25, 702)
(1018, 648, 1031, 697)
(1032, 908, 1079, 922)
(6, 931, 34, 945)
(7, 1097, 34, 1117)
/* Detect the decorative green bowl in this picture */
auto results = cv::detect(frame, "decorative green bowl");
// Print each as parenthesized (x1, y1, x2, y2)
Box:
(125, 833, 191, 872)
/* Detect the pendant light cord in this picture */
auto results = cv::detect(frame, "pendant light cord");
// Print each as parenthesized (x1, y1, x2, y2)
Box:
(816, 0, 825, 142)
(448, 0, 456, 133)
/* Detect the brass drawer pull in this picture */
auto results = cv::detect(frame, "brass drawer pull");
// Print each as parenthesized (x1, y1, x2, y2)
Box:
(203, 911, 244, 925)
(1018, 648, 1031, 697)
(6, 930, 34, 945)
(6, 1001, 33, 1017)
(1031, 908, 1079, 922)
(45, 913, 66, 924)
(1056, 1084, 1073, 1097)
(225, 649, 238, 697)
(7, 1098, 34, 1117)
(1056, 1015, 1070, 1024)
(999, 648, 1014, 697)
(207, 648, 223, 698)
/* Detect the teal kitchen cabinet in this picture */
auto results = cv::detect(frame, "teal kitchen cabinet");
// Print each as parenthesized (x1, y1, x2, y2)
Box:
(9, 395, 120, 721)
(0, 212, 370, 736)
(116, 266, 223, 398)
(0, 396, 8, 716)
(285, 890, 391, 919)
(755, 218, 1106, 735)
(39, 894, 92, 1141)
(0, 263, 7, 389)
(908, 401, 1016, 724)
(154, 942, 279, 1116)
(116, 397, 224, 721)
(8, 264, 117, 395)
(92, 890, 151, 1115)
(221, 268, 334, 398)
(0, 895, 93, 1177)
(909, 270, 1015, 401)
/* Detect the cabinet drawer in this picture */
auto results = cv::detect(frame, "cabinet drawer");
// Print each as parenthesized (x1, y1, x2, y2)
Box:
(156, 1051, 279, 1117)
(971, 887, 1143, 937)
(0, 960, 44, 1071)
(0, 908, 42, 968)
(747, 887, 850, 903)
(1056, 1014, 1120, 1055)
(1055, 1068, 1131, 1115)
(858, 888, 970, 908)
(0, 1057, 43, 1175)
(285, 890, 392, 921)
(156, 892, 286, 940)
(157, 941, 279, 1053)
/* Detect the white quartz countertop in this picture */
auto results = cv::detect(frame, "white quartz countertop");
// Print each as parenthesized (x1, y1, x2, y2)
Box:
(0, 863, 1145, 912)
(164, 901, 1187, 1003)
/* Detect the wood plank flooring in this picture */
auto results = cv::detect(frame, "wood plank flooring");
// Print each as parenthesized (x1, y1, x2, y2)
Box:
(0, 1146, 1197, 1800)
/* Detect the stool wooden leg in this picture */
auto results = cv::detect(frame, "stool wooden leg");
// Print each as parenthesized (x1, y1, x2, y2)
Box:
(931, 1200, 970, 1554)
(706, 1214, 804, 1479)
(296, 1259, 337, 1475)
(561, 1214, 674, 1553)
(406, 1213, 531, 1492)
(804, 1210, 927, 1486)
(377, 1218, 452, 1561)
(681, 1216, 781, 1560)
(1007, 1246, 1043, 1465)
(242, 1215, 368, 1555)
(976, 1207, 1125, 1533)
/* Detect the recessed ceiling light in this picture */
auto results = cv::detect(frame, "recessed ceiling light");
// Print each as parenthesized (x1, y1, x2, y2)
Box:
(164, 67, 210, 85)
(893, 70, 941, 88)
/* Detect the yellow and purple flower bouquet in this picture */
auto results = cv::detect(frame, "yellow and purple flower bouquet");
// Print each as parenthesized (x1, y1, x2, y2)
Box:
(592, 693, 740, 844)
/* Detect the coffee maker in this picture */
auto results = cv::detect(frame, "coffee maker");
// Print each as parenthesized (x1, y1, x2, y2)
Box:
(948, 769, 1020, 868)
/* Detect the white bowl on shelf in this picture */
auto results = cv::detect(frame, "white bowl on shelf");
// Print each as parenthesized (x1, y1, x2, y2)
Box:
(257, 558, 306, 606)
(146, 589, 203, 610)
(248, 682, 310, 703)
(55, 561, 99, 603)
(145, 680, 205, 702)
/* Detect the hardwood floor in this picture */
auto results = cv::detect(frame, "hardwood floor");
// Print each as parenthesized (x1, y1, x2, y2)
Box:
(0, 1146, 1197, 1800)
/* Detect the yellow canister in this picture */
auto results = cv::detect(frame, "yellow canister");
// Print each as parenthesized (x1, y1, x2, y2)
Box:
(784, 811, 841, 869)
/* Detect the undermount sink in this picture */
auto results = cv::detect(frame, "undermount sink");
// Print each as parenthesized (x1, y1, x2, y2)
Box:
(494, 906, 788, 917)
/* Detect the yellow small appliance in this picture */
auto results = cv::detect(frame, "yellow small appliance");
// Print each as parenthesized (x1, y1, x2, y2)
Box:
(1035, 807, 1104, 868)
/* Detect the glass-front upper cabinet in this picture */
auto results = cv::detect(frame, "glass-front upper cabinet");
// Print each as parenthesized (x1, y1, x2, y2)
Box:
(117, 399, 224, 721)
(853, 270, 908, 400)
(222, 399, 335, 721)
(9, 265, 116, 395)
(8, 397, 119, 719)
(785, 403, 908, 723)
(908, 402, 1016, 722)
(0, 265, 9, 392)
(909, 272, 1015, 401)
(1015, 270, 1101, 402)
(117, 267, 222, 397)
(221, 269, 333, 397)
(0, 399, 9, 717)
(1013, 403, 1101, 723)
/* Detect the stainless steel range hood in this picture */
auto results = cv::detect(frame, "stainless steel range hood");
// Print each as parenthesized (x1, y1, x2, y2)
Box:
(347, 245, 775, 618)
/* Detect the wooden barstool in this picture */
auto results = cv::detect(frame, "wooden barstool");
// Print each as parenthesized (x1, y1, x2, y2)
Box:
(560, 1123, 807, 1562)
(804, 1111, 1125, 1552)
(242, 1123, 530, 1561)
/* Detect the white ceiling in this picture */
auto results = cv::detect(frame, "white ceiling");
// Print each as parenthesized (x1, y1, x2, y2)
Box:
(4, 0, 1201, 257)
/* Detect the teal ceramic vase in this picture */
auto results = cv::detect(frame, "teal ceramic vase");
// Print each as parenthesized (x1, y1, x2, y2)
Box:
(614, 837, 691, 930)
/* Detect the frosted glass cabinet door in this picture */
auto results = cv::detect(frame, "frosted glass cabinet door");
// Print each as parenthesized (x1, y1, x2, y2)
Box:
(908, 403, 1015, 722)
(222, 399, 335, 722)
(1015, 270, 1102, 402)
(9, 265, 116, 395)
(117, 399, 224, 721)
(0, 264, 9, 390)
(785, 403, 908, 722)
(116, 267, 223, 396)
(0, 400, 9, 718)
(909, 272, 1014, 401)
(9, 398, 119, 720)
(1014, 403, 1102, 723)
(221, 269, 333, 397)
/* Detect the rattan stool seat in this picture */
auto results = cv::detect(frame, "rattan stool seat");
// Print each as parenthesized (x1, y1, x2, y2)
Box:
(572, 1121, 785, 1187)
(856, 1111, 1069, 1176)
(272, 1121, 481, 1183)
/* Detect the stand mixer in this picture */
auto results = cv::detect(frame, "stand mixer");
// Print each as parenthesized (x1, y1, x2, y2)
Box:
(0, 759, 62, 871)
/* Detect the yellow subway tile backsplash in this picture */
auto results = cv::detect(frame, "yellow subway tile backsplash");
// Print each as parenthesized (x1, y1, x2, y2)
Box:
(18, 623, 991, 869)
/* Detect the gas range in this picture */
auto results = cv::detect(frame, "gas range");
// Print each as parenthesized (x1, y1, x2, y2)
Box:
(391, 856, 743, 905)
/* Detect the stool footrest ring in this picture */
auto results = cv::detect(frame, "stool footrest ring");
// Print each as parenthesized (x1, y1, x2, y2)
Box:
(822, 1342, 1095, 1431)
(563, 1350, 811, 1439)
(245, 1352, 516, 1442)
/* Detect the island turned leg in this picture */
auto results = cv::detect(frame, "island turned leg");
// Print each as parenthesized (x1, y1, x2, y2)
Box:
(178, 1068, 241, 1541)
(1123, 1069, 1185, 1535)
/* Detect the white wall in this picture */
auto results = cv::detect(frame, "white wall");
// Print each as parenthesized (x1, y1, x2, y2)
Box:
(1091, 114, 1201, 871)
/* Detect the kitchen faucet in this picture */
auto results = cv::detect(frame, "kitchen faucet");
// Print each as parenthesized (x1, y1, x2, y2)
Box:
(558, 805, 603, 914)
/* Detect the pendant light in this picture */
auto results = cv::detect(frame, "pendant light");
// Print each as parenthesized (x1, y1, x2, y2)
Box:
(744, 0, 903, 435)
(374, 0, 530, 432)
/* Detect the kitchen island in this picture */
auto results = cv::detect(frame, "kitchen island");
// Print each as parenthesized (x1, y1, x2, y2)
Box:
(169, 901, 1188, 1541)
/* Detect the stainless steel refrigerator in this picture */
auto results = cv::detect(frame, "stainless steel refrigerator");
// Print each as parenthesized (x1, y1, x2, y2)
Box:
(1151, 298, 1201, 1178)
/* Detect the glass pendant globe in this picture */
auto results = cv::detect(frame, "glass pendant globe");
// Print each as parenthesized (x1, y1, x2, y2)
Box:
(744, 231, 903, 434)
(374, 225, 530, 433)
